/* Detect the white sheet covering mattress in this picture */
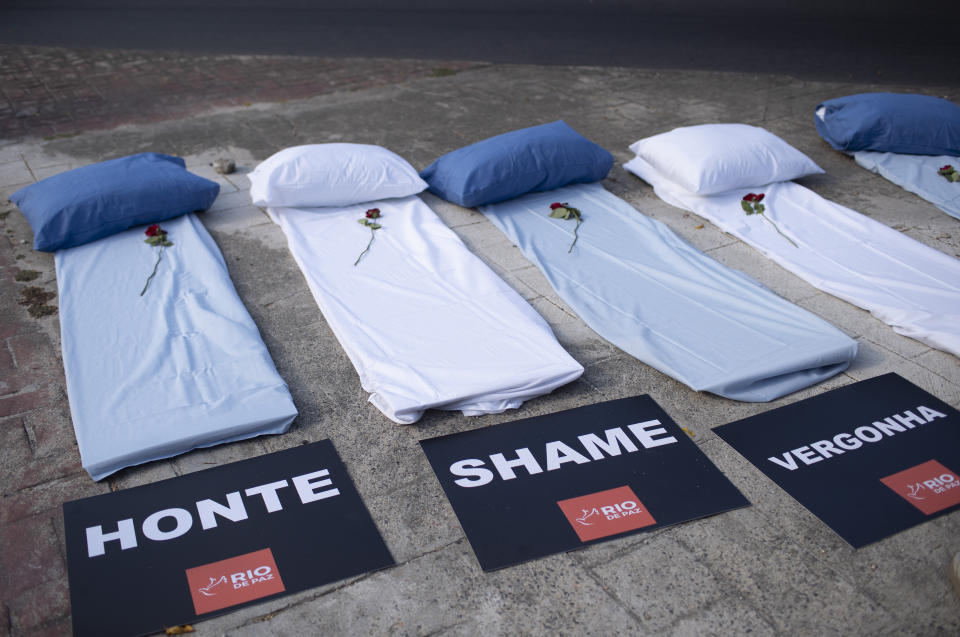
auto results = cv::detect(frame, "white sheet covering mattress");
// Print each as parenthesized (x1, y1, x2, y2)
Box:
(625, 156, 960, 357)
(57, 213, 298, 480)
(267, 196, 583, 424)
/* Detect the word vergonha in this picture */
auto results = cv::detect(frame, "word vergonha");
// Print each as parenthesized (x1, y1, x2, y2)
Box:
(767, 405, 947, 471)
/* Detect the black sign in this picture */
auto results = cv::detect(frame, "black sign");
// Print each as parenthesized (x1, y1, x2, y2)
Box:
(63, 440, 394, 637)
(714, 373, 960, 548)
(420, 395, 749, 571)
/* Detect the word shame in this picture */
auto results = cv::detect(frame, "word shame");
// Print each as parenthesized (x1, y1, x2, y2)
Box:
(449, 420, 678, 488)
(86, 469, 339, 558)
(768, 406, 947, 471)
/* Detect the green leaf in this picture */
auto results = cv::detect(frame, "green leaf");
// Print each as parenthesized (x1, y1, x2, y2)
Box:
(368, 223, 381, 230)
(358, 219, 369, 226)
(741, 200, 752, 213)
(549, 208, 569, 219)
(757, 203, 765, 214)
(161, 240, 173, 247)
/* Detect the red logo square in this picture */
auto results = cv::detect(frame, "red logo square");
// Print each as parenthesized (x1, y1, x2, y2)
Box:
(880, 460, 960, 515)
(185, 548, 286, 615)
(557, 485, 656, 542)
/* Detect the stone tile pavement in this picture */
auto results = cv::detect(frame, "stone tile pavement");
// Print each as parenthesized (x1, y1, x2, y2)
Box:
(1, 44, 959, 636)
(0, 44, 482, 141)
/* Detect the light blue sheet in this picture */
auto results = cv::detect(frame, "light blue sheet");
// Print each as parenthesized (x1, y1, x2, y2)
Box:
(853, 151, 960, 221)
(478, 183, 857, 402)
(56, 213, 297, 480)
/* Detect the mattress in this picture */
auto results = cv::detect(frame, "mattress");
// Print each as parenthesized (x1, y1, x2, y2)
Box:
(57, 213, 298, 481)
(266, 195, 583, 424)
(852, 150, 960, 221)
(625, 156, 960, 357)
(478, 182, 857, 402)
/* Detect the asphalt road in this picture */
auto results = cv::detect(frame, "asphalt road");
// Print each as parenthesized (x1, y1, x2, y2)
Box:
(1, 7, 957, 85)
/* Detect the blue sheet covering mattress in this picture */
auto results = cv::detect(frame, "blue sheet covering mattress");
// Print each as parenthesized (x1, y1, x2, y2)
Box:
(852, 151, 960, 221)
(478, 182, 857, 401)
(56, 213, 298, 480)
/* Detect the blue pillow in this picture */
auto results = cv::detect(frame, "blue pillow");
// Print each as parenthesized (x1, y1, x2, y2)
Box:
(815, 93, 960, 155)
(10, 153, 220, 252)
(420, 121, 614, 207)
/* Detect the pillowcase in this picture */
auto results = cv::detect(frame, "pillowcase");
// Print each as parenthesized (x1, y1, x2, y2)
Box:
(249, 144, 427, 207)
(629, 123, 824, 195)
(419, 120, 614, 207)
(10, 153, 220, 252)
(815, 93, 960, 155)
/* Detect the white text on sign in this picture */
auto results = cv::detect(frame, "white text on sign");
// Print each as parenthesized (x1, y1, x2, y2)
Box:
(449, 420, 678, 488)
(85, 469, 340, 557)
(767, 406, 946, 471)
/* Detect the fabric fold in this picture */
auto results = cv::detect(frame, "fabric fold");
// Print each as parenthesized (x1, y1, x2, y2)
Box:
(852, 150, 960, 221)
(625, 155, 960, 357)
(479, 182, 857, 401)
(57, 213, 298, 480)
(267, 195, 583, 424)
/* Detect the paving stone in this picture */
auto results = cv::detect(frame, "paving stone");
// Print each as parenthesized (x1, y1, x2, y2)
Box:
(586, 532, 734, 632)
(30, 163, 75, 181)
(0, 160, 32, 187)
(0, 417, 32, 495)
(419, 192, 487, 229)
(200, 204, 272, 234)
(912, 348, 960, 385)
(0, 515, 66, 594)
(212, 542, 640, 636)
(5, 576, 71, 635)
(208, 188, 257, 214)
(666, 597, 779, 636)
(668, 506, 899, 635)
(172, 435, 268, 477)
(23, 616, 74, 637)
(0, 389, 46, 419)
(20, 395, 76, 463)
(797, 292, 903, 345)
(364, 472, 464, 564)
(454, 222, 532, 273)
(15, 454, 84, 493)
(0, 474, 107, 527)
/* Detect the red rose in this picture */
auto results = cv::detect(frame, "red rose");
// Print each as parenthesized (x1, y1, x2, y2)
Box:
(550, 202, 564, 210)
(366, 208, 381, 219)
(755, 193, 765, 202)
(145, 224, 160, 237)
(742, 194, 756, 202)
(942, 165, 954, 171)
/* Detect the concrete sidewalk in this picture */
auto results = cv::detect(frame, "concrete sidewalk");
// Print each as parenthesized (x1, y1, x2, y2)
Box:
(1, 45, 959, 636)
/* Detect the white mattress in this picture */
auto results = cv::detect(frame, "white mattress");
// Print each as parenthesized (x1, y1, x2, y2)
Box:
(57, 213, 298, 481)
(267, 196, 583, 424)
(625, 156, 960, 357)
(853, 150, 960, 221)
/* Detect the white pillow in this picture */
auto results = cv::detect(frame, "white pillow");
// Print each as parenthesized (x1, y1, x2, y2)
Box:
(628, 124, 824, 195)
(249, 144, 428, 207)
